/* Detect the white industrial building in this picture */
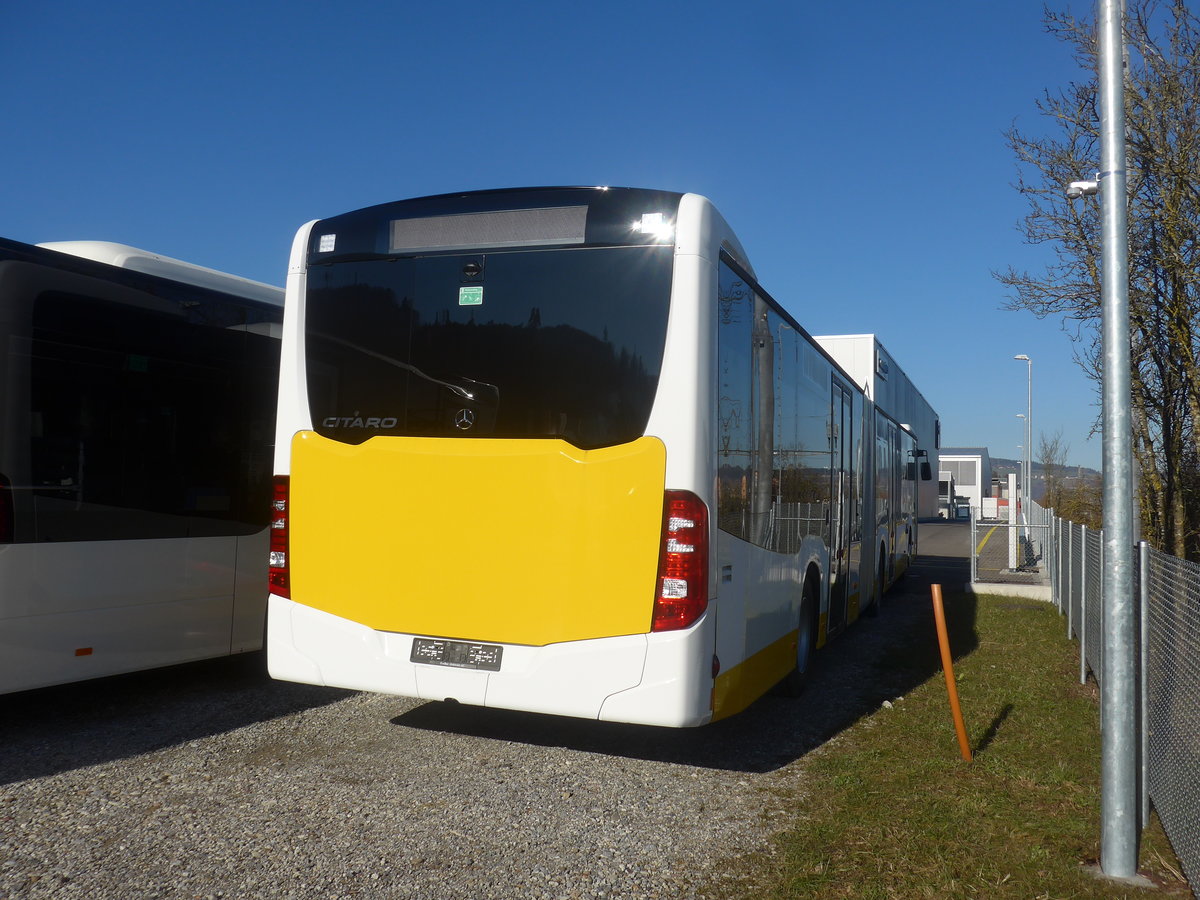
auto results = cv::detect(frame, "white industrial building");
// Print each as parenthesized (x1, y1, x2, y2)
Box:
(937, 448, 993, 518)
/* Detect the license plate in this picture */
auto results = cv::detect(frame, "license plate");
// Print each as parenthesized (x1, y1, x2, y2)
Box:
(410, 638, 503, 672)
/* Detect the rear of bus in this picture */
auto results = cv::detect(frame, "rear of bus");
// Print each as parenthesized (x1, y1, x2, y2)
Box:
(267, 188, 722, 727)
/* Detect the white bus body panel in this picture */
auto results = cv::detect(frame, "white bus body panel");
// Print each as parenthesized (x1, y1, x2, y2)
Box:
(712, 533, 750, 673)
(272, 221, 318, 475)
(269, 595, 714, 727)
(0, 531, 267, 693)
(714, 533, 826, 674)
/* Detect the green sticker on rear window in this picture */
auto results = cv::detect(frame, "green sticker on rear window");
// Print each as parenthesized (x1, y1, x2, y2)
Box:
(459, 286, 483, 306)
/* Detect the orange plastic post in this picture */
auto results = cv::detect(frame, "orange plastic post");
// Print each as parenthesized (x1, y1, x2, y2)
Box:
(932, 584, 973, 762)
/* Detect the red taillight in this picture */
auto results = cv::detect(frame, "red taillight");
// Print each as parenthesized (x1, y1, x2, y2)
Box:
(651, 490, 709, 632)
(268, 476, 290, 598)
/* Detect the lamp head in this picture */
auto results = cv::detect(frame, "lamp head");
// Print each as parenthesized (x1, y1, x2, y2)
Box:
(1067, 180, 1100, 199)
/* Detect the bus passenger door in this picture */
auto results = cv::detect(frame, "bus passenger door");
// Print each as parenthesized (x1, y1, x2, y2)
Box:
(827, 382, 853, 632)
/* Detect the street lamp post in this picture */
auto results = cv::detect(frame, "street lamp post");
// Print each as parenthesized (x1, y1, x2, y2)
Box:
(1016, 415, 1026, 505)
(1095, 0, 1137, 875)
(1063, 1, 1136, 874)
(1014, 355, 1032, 510)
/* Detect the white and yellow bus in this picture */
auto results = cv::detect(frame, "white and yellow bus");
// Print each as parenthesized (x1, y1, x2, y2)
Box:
(267, 187, 931, 727)
(0, 238, 283, 693)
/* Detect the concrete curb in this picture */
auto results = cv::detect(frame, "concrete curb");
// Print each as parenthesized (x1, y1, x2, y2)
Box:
(964, 582, 1053, 602)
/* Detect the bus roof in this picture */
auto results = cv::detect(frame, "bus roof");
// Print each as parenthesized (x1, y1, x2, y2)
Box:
(36, 241, 283, 307)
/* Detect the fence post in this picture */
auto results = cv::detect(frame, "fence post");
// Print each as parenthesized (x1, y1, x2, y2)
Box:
(1138, 540, 1149, 830)
(1067, 522, 1074, 638)
(1080, 524, 1088, 685)
(970, 507, 977, 583)
(1051, 512, 1058, 596)
(1050, 516, 1057, 607)
(1050, 515, 1059, 609)
(1099, 537, 1106, 681)
(1056, 517, 1064, 612)
(1007, 473, 1018, 570)
(1038, 507, 1048, 591)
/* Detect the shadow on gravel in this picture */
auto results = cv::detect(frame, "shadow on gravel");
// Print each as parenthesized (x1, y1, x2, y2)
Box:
(394, 528, 979, 773)
(0, 652, 352, 784)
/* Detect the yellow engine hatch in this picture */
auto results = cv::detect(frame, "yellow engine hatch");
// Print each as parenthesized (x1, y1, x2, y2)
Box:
(288, 432, 668, 646)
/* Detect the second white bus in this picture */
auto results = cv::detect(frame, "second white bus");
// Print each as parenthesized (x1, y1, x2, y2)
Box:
(0, 238, 283, 693)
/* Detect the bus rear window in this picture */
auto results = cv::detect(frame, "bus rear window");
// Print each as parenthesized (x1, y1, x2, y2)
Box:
(304, 245, 673, 449)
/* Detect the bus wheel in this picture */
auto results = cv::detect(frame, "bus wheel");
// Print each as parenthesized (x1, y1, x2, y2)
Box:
(780, 579, 816, 696)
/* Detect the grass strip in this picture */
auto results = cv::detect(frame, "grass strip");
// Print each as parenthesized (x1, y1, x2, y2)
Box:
(743, 592, 1189, 899)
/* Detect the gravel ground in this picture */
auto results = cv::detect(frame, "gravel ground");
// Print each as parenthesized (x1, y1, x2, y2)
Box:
(0, 527, 970, 900)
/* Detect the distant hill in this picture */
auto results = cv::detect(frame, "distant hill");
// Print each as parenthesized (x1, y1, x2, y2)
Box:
(981, 456, 1098, 505)
(988, 456, 1099, 479)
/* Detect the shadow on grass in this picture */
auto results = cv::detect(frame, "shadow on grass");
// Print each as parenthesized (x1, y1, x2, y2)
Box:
(393, 524, 981, 773)
(974, 703, 1015, 756)
(0, 652, 352, 785)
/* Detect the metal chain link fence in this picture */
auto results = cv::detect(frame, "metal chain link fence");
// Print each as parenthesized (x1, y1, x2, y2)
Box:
(1142, 547, 1200, 896)
(1033, 507, 1200, 898)
(970, 502, 1053, 587)
(971, 501, 1199, 894)
(1084, 526, 1104, 687)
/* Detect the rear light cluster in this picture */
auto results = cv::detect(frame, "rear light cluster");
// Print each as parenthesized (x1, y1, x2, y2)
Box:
(269, 476, 290, 598)
(651, 490, 709, 632)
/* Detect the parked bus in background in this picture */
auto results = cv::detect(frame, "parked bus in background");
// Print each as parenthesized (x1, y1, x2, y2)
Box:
(813, 333, 941, 575)
(0, 239, 283, 693)
(267, 187, 932, 727)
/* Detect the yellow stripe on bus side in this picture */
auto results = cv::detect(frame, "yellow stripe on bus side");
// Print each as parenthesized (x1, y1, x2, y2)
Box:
(710, 629, 798, 721)
(289, 432, 668, 647)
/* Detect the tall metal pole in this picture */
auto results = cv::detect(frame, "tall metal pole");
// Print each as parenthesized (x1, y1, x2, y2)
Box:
(1026, 359, 1032, 507)
(1098, 0, 1137, 878)
(1016, 412, 1026, 499)
(1014, 355, 1032, 511)
(1015, 354, 1032, 567)
(1016, 412, 1027, 563)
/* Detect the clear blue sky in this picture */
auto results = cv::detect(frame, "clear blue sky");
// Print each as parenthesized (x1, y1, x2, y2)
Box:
(4, 2, 1105, 469)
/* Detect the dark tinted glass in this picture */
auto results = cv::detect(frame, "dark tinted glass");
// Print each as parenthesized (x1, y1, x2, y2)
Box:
(716, 259, 835, 552)
(875, 410, 894, 528)
(716, 262, 755, 539)
(305, 246, 673, 449)
(25, 291, 279, 542)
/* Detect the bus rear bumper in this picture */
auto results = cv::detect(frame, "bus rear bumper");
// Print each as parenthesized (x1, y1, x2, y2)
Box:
(267, 595, 713, 727)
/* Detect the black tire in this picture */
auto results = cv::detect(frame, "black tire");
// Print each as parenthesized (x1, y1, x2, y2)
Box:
(780, 578, 817, 696)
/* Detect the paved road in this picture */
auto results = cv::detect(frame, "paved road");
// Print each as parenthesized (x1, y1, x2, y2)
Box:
(914, 520, 971, 563)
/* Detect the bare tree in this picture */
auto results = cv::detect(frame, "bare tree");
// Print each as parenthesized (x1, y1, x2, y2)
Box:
(1038, 428, 1070, 512)
(997, 1, 1200, 559)
(1058, 474, 1105, 531)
